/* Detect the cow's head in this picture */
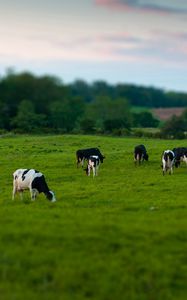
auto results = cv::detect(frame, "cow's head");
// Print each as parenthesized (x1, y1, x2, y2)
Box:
(46, 191, 56, 202)
(100, 156, 105, 163)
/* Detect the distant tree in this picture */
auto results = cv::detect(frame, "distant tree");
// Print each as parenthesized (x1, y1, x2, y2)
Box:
(165, 92, 187, 107)
(78, 118, 96, 133)
(11, 100, 47, 132)
(68, 80, 93, 102)
(0, 99, 11, 129)
(103, 119, 130, 131)
(132, 112, 159, 128)
(0, 69, 187, 133)
(115, 84, 173, 107)
(49, 97, 85, 132)
(49, 101, 66, 130)
(180, 108, 187, 121)
(160, 115, 186, 139)
(0, 71, 67, 117)
(91, 81, 115, 99)
(85, 96, 132, 132)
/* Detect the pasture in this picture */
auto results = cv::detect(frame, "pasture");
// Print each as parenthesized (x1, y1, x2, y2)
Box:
(0, 134, 186, 300)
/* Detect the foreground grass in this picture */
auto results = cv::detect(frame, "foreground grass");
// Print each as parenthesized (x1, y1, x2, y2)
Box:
(0, 134, 187, 300)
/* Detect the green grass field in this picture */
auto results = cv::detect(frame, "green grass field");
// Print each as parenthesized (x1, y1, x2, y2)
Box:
(0, 134, 187, 300)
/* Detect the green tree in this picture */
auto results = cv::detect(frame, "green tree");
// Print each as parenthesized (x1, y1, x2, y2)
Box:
(68, 80, 93, 102)
(11, 100, 47, 132)
(85, 96, 132, 131)
(78, 118, 96, 133)
(160, 115, 186, 139)
(132, 112, 159, 128)
(0, 71, 67, 118)
(49, 97, 85, 132)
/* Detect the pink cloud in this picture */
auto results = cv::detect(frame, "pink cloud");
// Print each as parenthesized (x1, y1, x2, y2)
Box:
(95, 0, 136, 12)
(95, 0, 187, 15)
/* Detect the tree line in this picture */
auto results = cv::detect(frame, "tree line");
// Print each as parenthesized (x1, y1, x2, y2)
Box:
(0, 70, 187, 136)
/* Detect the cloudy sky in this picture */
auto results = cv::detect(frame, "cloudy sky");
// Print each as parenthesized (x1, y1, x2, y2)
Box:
(0, 0, 187, 92)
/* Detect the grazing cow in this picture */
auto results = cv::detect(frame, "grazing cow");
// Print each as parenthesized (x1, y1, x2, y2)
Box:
(85, 155, 100, 177)
(12, 169, 56, 202)
(134, 144, 149, 165)
(172, 147, 187, 168)
(161, 150, 175, 175)
(76, 147, 105, 167)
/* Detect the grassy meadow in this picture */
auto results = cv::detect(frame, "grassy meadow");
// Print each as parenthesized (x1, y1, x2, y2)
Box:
(0, 134, 187, 300)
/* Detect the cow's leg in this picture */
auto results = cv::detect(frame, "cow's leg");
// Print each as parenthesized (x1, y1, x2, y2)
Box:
(162, 160, 166, 175)
(81, 158, 85, 168)
(87, 165, 91, 176)
(30, 189, 37, 201)
(92, 166, 96, 177)
(162, 166, 165, 175)
(95, 165, 99, 176)
(77, 157, 81, 168)
(95, 166, 98, 176)
(12, 182, 17, 200)
(136, 154, 140, 165)
(170, 166, 173, 175)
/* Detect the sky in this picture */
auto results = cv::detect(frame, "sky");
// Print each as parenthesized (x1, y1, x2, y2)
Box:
(0, 0, 187, 92)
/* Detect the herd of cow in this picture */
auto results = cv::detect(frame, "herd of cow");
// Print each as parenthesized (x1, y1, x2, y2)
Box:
(11, 144, 187, 203)
(11, 147, 105, 203)
(134, 144, 187, 175)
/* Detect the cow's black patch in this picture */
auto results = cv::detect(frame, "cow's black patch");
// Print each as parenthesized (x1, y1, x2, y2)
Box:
(22, 169, 30, 181)
(173, 147, 187, 168)
(76, 147, 105, 166)
(31, 175, 49, 194)
(164, 151, 174, 161)
(134, 144, 149, 162)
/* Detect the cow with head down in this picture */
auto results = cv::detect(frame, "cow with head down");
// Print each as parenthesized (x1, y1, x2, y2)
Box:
(76, 147, 105, 168)
(134, 144, 149, 165)
(12, 169, 56, 202)
(161, 150, 175, 175)
(85, 155, 100, 177)
(172, 147, 187, 168)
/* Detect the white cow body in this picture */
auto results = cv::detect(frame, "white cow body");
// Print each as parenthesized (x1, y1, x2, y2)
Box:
(162, 150, 175, 175)
(86, 155, 100, 177)
(12, 169, 56, 202)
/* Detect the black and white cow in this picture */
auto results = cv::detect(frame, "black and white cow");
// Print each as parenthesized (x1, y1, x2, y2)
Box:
(134, 144, 149, 165)
(85, 155, 100, 177)
(76, 147, 105, 167)
(172, 147, 187, 168)
(161, 150, 175, 175)
(12, 169, 56, 202)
